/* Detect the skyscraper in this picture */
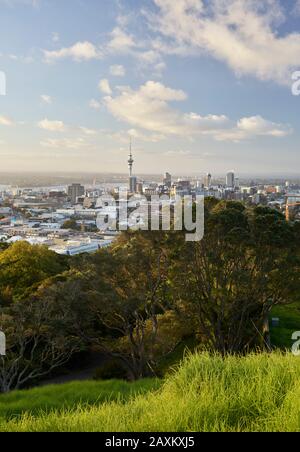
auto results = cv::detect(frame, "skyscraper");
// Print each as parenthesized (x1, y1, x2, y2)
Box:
(129, 176, 137, 194)
(204, 173, 212, 188)
(68, 183, 85, 204)
(226, 171, 235, 189)
(163, 172, 172, 187)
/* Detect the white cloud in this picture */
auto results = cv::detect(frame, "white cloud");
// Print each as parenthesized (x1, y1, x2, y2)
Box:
(42, 29, 136, 64)
(103, 80, 290, 141)
(40, 137, 88, 150)
(146, 0, 300, 85)
(52, 32, 60, 43)
(99, 78, 112, 95)
(89, 98, 101, 110)
(214, 115, 292, 142)
(40, 94, 52, 104)
(107, 27, 138, 54)
(0, 0, 39, 6)
(42, 14, 166, 76)
(127, 128, 165, 143)
(38, 118, 65, 132)
(110, 64, 126, 77)
(103, 80, 228, 136)
(0, 115, 13, 126)
(38, 118, 100, 139)
(79, 126, 98, 136)
(44, 41, 102, 63)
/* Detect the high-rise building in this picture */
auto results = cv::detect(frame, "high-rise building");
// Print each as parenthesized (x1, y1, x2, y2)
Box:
(226, 171, 235, 188)
(68, 183, 85, 204)
(204, 173, 212, 188)
(129, 176, 137, 194)
(137, 182, 144, 195)
(163, 172, 172, 187)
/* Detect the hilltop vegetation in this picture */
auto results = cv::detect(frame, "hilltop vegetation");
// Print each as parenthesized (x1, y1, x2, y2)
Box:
(1, 352, 300, 432)
(0, 200, 300, 392)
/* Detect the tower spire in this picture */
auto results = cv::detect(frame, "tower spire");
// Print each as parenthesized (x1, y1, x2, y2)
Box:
(128, 137, 134, 177)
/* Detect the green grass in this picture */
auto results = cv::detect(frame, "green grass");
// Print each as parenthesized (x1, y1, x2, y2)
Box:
(270, 303, 300, 349)
(0, 379, 161, 422)
(158, 337, 198, 376)
(2, 352, 300, 432)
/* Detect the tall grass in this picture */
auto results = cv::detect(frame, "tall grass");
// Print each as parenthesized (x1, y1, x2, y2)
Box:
(0, 379, 160, 421)
(1, 352, 300, 432)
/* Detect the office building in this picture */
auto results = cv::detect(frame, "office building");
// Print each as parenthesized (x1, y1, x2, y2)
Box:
(67, 184, 85, 205)
(163, 172, 172, 188)
(129, 176, 137, 194)
(204, 173, 212, 188)
(226, 171, 235, 188)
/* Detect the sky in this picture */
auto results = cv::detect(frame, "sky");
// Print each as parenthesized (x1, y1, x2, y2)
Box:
(0, 0, 300, 176)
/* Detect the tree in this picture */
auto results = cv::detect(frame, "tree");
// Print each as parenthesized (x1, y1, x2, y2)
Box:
(0, 276, 88, 393)
(61, 219, 80, 231)
(174, 201, 300, 354)
(0, 242, 68, 302)
(87, 232, 176, 380)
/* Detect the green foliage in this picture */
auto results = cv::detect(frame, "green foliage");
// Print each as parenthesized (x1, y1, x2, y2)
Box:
(173, 201, 300, 353)
(61, 219, 80, 231)
(2, 352, 300, 432)
(0, 200, 300, 391)
(0, 241, 68, 301)
(270, 303, 300, 349)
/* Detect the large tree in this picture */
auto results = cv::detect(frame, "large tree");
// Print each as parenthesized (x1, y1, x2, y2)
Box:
(86, 232, 178, 380)
(173, 201, 300, 354)
(0, 273, 90, 393)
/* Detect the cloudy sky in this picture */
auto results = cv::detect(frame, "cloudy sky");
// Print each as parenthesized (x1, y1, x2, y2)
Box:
(0, 0, 300, 175)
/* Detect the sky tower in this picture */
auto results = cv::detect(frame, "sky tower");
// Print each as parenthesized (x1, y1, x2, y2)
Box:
(128, 138, 134, 177)
(128, 138, 137, 193)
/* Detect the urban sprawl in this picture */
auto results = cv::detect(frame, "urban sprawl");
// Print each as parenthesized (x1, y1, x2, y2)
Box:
(0, 150, 299, 255)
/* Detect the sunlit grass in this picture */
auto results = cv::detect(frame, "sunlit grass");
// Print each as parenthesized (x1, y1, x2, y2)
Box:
(0, 379, 160, 422)
(1, 352, 300, 432)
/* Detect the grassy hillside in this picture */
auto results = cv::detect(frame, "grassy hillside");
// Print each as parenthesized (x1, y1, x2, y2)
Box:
(1, 352, 300, 432)
(0, 379, 161, 422)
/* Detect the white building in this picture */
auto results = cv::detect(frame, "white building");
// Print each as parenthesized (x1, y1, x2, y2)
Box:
(49, 238, 113, 256)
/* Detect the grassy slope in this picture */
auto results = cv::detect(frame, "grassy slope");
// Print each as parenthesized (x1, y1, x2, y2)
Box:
(2, 352, 300, 432)
(0, 379, 161, 422)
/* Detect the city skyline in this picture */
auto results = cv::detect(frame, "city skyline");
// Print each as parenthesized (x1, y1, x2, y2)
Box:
(0, 0, 300, 174)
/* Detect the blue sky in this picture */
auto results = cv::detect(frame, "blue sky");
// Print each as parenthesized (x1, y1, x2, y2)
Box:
(0, 0, 300, 175)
